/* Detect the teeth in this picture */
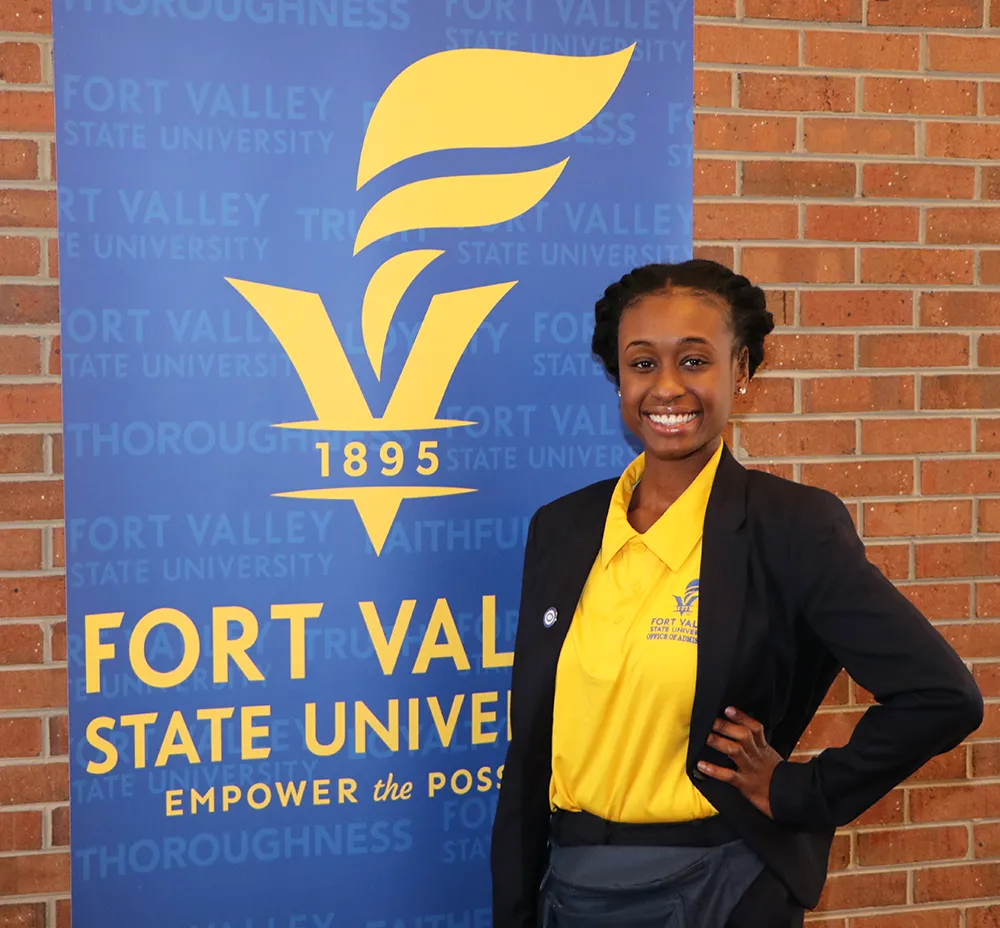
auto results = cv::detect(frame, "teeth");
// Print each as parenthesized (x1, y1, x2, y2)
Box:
(648, 413, 697, 426)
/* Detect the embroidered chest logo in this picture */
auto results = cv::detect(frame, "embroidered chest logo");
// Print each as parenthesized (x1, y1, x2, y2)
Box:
(646, 580, 700, 644)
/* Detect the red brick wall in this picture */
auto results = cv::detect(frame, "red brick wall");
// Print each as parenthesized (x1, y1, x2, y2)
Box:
(1, 0, 999, 924)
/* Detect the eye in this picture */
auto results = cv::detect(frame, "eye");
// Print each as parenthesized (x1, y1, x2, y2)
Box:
(681, 357, 709, 369)
(629, 358, 656, 371)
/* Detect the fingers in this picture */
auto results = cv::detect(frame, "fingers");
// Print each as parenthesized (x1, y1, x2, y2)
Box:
(723, 707, 767, 747)
(706, 732, 742, 757)
(697, 760, 738, 784)
(711, 719, 751, 744)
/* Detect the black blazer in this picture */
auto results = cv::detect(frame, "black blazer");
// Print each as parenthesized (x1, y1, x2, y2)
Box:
(491, 444, 983, 926)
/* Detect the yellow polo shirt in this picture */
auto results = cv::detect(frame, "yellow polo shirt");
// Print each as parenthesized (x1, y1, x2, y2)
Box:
(549, 442, 722, 824)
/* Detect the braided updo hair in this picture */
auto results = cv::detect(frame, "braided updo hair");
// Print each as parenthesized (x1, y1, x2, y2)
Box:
(591, 260, 774, 384)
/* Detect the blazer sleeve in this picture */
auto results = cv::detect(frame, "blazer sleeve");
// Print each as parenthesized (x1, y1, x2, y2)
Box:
(491, 511, 552, 928)
(769, 490, 984, 830)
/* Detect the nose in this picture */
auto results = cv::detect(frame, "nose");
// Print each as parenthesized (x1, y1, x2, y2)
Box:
(651, 366, 685, 401)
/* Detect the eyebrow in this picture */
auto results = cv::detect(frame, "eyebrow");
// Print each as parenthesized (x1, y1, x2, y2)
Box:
(624, 336, 713, 350)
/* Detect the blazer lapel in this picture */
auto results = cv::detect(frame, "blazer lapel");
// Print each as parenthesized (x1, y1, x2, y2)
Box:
(688, 444, 750, 772)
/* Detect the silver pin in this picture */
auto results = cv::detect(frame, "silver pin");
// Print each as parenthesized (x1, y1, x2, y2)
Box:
(543, 607, 558, 628)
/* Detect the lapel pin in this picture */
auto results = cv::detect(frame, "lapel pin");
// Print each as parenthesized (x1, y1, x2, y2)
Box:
(543, 607, 558, 628)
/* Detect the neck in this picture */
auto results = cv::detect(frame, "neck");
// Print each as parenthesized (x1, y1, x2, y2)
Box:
(631, 437, 721, 517)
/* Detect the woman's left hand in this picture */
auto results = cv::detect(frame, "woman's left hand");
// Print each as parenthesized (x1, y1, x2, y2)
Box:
(697, 706, 783, 819)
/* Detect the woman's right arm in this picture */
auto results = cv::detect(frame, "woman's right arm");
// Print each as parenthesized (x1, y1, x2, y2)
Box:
(491, 510, 553, 928)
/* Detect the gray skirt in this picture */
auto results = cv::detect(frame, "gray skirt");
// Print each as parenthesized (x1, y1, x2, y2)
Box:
(540, 839, 765, 928)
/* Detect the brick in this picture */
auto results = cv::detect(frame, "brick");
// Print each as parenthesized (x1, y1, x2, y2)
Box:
(0, 43, 41, 83)
(985, 168, 1000, 200)
(764, 334, 853, 371)
(0, 762, 67, 805)
(0, 91, 53, 132)
(805, 205, 919, 243)
(861, 249, 974, 286)
(0, 140, 37, 180)
(801, 290, 912, 327)
(0, 623, 43, 664)
(49, 715, 67, 756)
(923, 459, 1000, 495)
(733, 377, 795, 414)
(910, 783, 1000, 822)
(922, 292, 1000, 327)
(861, 333, 969, 369)
(898, 583, 971, 620)
(0, 903, 45, 928)
(986, 85, 1000, 118)
(978, 582, 1000, 618)
(828, 833, 850, 871)
(974, 662, 1000, 697)
(864, 78, 977, 117)
(918, 544, 1000, 580)
(802, 460, 913, 497)
(694, 71, 731, 108)
(0, 717, 40, 758)
(0, 577, 66, 618)
(55, 900, 69, 928)
(976, 823, 1000, 858)
(695, 0, 735, 13)
(694, 160, 736, 196)
(693, 245, 734, 266)
(916, 863, 1000, 903)
(0, 529, 42, 570)
(923, 375, 1000, 411)
(805, 31, 919, 71)
(740, 420, 855, 457)
(0, 383, 62, 423)
(864, 501, 972, 538)
(805, 118, 915, 156)
(0, 189, 55, 228)
(905, 745, 969, 782)
(821, 671, 851, 707)
(0, 0, 49, 31)
(52, 525, 64, 568)
(695, 26, 798, 66)
(740, 73, 854, 113)
(928, 208, 1000, 246)
(0, 480, 62, 520)
(51, 433, 62, 473)
(929, 35, 1000, 73)
(47, 237, 57, 277)
(0, 852, 69, 895)
(744, 0, 861, 20)
(979, 498, 1000, 533)
(796, 709, 862, 752)
(802, 376, 914, 413)
(0, 335, 40, 374)
(763, 290, 794, 326)
(47, 334, 59, 374)
(983, 252, 1000, 285)
(978, 419, 1000, 452)
(742, 247, 854, 284)
(0, 236, 40, 276)
(972, 743, 1000, 778)
(50, 805, 68, 847)
(695, 114, 797, 152)
(0, 668, 66, 709)
(693, 203, 798, 240)
(853, 789, 904, 826)
(927, 124, 1000, 160)
(815, 870, 907, 912)
(0, 811, 41, 852)
(861, 418, 971, 455)
(742, 160, 855, 198)
(0, 284, 58, 324)
(868, 0, 983, 27)
(863, 163, 976, 200)
(858, 825, 968, 866)
(51, 620, 65, 661)
(854, 912, 961, 928)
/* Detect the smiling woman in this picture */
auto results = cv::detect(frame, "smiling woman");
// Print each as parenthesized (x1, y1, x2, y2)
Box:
(490, 259, 984, 928)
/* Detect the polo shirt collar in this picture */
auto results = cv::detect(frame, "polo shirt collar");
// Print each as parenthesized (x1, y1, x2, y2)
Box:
(601, 441, 724, 572)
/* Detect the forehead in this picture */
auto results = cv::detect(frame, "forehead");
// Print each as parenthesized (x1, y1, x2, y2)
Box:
(618, 289, 732, 345)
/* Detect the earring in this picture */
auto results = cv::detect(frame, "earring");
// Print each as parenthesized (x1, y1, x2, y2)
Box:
(738, 386, 747, 395)
(617, 389, 621, 397)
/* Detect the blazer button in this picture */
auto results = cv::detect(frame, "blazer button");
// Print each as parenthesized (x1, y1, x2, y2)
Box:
(692, 768, 705, 781)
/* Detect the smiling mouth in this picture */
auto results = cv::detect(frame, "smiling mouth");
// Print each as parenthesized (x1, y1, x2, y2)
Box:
(644, 411, 700, 433)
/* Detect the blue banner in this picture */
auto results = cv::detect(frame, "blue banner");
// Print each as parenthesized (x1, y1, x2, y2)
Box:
(53, 2, 693, 924)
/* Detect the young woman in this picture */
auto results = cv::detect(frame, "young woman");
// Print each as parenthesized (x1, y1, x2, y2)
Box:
(490, 260, 983, 928)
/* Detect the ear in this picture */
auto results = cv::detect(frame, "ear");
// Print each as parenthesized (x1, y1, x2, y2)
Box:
(734, 346, 750, 394)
